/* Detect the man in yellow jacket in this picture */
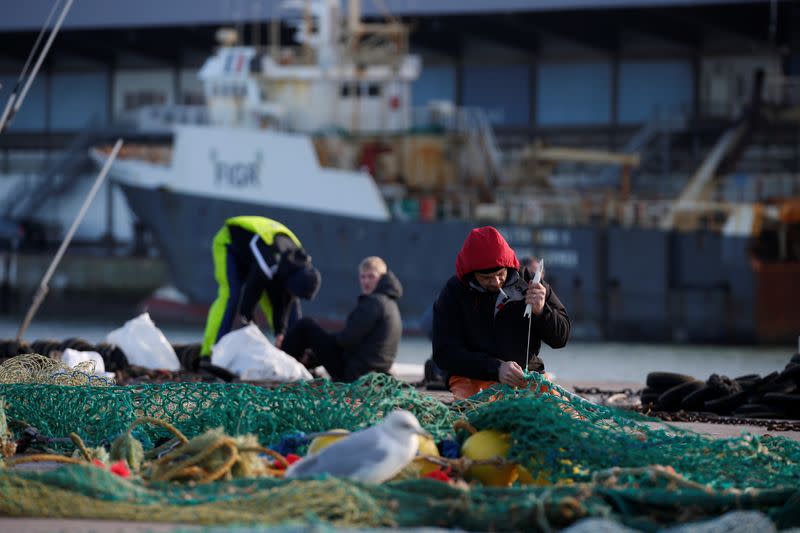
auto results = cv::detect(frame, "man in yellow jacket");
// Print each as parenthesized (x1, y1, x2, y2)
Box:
(201, 216, 321, 356)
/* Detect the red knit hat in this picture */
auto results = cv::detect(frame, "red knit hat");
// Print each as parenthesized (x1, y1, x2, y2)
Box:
(455, 226, 519, 280)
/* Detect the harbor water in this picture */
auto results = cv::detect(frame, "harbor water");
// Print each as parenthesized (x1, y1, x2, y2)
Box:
(0, 317, 794, 384)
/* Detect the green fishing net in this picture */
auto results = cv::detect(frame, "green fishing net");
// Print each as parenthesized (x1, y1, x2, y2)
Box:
(0, 373, 798, 531)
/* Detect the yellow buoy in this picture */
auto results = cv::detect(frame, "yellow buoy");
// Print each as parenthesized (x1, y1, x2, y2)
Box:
(394, 434, 441, 479)
(460, 430, 518, 487)
(415, 434, 441, 475)
(307, 429, 349, 455)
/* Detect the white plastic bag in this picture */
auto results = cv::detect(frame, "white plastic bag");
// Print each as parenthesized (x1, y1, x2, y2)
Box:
(106, 313, 181, 371)
(211, 324, 312, 382)
(61, 348, 115, 379)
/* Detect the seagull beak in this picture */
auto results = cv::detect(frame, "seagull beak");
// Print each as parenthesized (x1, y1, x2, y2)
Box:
(416, 428, 432, 438)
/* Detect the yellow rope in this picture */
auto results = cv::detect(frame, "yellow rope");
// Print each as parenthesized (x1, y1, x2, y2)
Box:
(200, 440, 239, 483)
(126, 416, 188, 444)
(69, 433, 92, 461)
(7, 454, 86, 467)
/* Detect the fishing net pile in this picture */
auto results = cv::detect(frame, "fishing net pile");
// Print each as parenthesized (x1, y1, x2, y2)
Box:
(0, 372, 798, 531)
(0, 354, 115, 387)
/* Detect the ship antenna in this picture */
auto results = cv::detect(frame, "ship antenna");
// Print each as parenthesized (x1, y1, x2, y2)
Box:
(0, 0, 74, 135)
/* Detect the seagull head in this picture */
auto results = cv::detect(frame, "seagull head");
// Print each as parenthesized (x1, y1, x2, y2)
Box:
(383, 410, 430, 440)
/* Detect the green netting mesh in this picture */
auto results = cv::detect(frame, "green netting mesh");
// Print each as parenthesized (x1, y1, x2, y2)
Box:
(0, 374, 455, 450)
(460, 386, 800, 489)
(0, 373, 799, 531)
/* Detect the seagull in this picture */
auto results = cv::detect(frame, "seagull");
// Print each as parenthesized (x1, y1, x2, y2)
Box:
(285, 410, 430, 483)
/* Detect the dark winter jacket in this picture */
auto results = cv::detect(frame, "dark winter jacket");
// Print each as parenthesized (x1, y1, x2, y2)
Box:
(336, 271, 403, 381)
(432, 227, 570, 382)
(229, 225, 316, 335)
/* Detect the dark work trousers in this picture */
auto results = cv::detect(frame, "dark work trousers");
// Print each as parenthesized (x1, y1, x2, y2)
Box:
(282, 317, 346, 381)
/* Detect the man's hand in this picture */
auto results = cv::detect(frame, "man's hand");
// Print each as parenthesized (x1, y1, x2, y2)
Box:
(498, 360, 526, 388)
(275, 334, 284, 349)
(525, 281, 546, 316)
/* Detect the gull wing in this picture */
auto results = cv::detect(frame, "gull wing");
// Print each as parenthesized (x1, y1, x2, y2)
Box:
(286, 426, 391, 478)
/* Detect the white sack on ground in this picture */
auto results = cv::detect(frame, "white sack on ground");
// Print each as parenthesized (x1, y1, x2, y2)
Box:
(211, 324, 312, 382)
(106, 312, 181, 371)
(61, 348, 115, 379)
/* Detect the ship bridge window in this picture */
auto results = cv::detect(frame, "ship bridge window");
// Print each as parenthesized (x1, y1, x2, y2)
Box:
(340, 83, 380, 98)
(123, 90, 166, 111)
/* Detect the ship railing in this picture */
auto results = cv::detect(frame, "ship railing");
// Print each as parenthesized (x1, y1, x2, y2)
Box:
(713, 172, 800, 203)
(117, 105, 210, 132)
(478, 195, 679, 229)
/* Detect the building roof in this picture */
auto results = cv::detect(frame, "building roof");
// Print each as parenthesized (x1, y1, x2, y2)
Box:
(0, 0, 770, 31)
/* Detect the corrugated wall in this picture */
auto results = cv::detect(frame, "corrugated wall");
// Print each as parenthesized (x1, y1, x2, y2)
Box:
(617, 60, 693, 123)
(49, 72, 108, 130)
(462, 64, 530, 126)
(537, 62, 612, 125)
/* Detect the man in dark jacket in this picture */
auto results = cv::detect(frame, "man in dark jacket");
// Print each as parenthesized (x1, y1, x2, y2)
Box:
(432, 226, 570, 399)
(282, 256, 403, 382)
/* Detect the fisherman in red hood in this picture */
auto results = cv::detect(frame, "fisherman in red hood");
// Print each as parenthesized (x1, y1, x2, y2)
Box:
(432, 226, 570, 399)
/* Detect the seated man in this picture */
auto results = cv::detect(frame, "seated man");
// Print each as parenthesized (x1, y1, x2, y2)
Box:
(201, 216, 321, 357)
(282, 256, 403, 382)
(432, 227, 570, 399)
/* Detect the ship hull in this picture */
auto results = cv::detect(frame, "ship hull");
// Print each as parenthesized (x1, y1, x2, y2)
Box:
(121, 183, 761, 343)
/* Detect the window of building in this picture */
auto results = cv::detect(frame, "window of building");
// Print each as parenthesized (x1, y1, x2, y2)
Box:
(124, 90, 166, 111)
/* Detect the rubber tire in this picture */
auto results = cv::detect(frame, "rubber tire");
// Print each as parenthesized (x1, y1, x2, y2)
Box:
(779, 364, 800, 384)
(657, 380, 705, 412)
(681, 385, 720, 411)
(757, 379, 797, 395)
(31, 340, 50, 355)
(646, 372, 697, 391)
(641, 392, 661, 405)
(95, 343, 129, 372)
(762, 392, 800, 412)
(753, 371, 781, 389)
(199, 361, 236, 382)
(67, 338, 94, 352)
(704, 391, 748, 415)
(44, 341, 61, 356)
(181, 344, 202, 372)
(0, 340, 16, 358)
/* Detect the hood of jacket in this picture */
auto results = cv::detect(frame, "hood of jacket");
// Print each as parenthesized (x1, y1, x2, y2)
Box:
(455, 226, 520, 281)
(371, 270, 402, 300)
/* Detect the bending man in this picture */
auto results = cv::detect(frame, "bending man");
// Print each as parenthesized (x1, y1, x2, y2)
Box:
(201, 216, 321, 356)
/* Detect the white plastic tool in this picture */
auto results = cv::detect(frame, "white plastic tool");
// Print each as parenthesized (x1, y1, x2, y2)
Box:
(523, 259, 543, 373)
(523, 259, 544, 318)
